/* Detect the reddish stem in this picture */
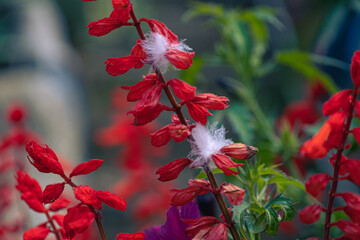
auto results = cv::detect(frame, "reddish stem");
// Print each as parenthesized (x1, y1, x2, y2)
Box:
(323, 88, 358, 240)
(61, 174, 107, 240)
(129, 8, 241, 240)
(45, 210, 61, 240)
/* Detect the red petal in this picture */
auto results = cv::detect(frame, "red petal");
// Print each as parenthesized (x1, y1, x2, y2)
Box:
(322, 90, 352, 116)
(122, 74, 158, 102)
(49, 197, 70, 212)
(130, 42, 147, 62)
(220, 183, 245, 205)
(74, 185, 102, 209)
(133, 83, 163, 112)
(171, 179, 211, 206)
(329, 154, 348, 175)
(300, 122, 331, 159)
(96, 191, 127, 211)
(87, 18, 124, 37)
(116, 232, 145, 240)
(105, 56, 144, 76)
(166, 49, 195, 69)
(21, 192, 47, 212)
(168, 79, 196, 101)
(150, 126, 171, 147)
(185, 102, 212, 125)
(15, 170, 42, 198)
(42, 183, 65, 204)
(298, 204, 322, 224)
(155, 158, 191, 181)
(168, 124, 191, 142)
(183, 216, 221, 237)
(206, 223, 228, 240)
(23, 226, 50, 240)
(70, 159, 104, 178)
(344, 159, 360, 186)
(352, 127, 360, 146)
(129, 103, 171, 126)
(212, 153, 243, 175)
(140, 18, 178, 43)
(333, 220, 360, 238)
(351, 51, 360, 87)
(193, 93, 229, 110)
(64, 205, 95, 238)
(52, 214, 65, 228)
(305, 173, 331, 198)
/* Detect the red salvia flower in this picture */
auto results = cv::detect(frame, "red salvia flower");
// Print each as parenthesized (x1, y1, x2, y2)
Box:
(183, 216, 227, 240)
(42, 183, 65, 204)
(170, 179, 211, 206)
(23, 226, 50, 240)
(122, 74, 161, 102)
(298, 204, 323, 224)
(69, 159, 104, 178)
(25, 141, 64, 175)
(128, 103, 172, 126)
(351, 50, 360, 87)
(74, 185, 103, 209)
(96, 190, 127, 211)
(332, 220, 360, 239)
(156, 158, 192, 181)
(343, 159, 360, 186)
(305, 173, 331, 198)
(63, 205, 95, 239)
(220, 183, 246, 205)
(49, 197, 70, 212)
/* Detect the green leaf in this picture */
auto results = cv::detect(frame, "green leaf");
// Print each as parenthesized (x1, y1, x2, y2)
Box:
(183, 2, 224, 21)
(276, 50, 339, 94)
(226, 103, 253, 143)
(268, 175, 305, 191)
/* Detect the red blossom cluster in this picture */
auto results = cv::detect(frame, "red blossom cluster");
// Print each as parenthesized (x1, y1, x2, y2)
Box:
(299, 51, 360, 240)
(19, 141, 129, 240)
(83, 0, 259, 239)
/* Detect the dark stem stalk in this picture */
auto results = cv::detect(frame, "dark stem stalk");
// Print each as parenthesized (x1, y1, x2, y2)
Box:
(129, 8, 241, 240)
(323, 88, 358, 240)
(45, 210, 61, 240)
(61, 174, 107, 240)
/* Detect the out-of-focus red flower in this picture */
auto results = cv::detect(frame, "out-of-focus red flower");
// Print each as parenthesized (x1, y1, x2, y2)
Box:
(6, 103, 27, 123)
(305, 173, 331, 198)
(63, 205, 95, 239)
(219, 183, 245, 205)
(170, 179, 211, 206)
(343, 159, 360, 186)
(116, 232, 145, 240)
(298, 204, 322, 224)
(332, 220, 360, 239)
(25, 141, 64, 175)
(87, 0, 132, 36)
(183, 216, 227, 240)
(322, 90, 352, 116)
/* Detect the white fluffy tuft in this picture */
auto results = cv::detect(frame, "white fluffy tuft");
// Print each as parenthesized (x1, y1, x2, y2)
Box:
(141, 32, 192, 71)
(189, 122, 233, 168)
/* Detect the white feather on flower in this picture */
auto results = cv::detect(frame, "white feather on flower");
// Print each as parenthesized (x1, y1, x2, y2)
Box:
(141, 32, 192, 71)
(189, 122, 233, 168)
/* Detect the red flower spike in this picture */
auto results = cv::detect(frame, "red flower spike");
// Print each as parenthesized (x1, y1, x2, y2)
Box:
(220, 143, 258, 160)
(42, 183, 65, 204)
(192, 93, 229, 110)
(211, 153, 243, 175)
(49, 197, 70, 212)
(305, 173, 331, 198)
(115, 232, 145, 240)
(23, 226, 50, 240)
(74, 185, 102, 209)
(333, 220, 360, 238)
(105, 56, 145, 76)
(351, 50, 360, 87)
(140, 18, 178, 43)
(168, 79, 196, 101)
(122, 74, 159, 102)
(96, 190, 127, 211)
(155, 158, 191, 181)
(63, 205, 95, 239)
(343, 159, 360, 186)
(220, 183, 245, 205)
(322, 90, 352, 116)
(183, 216, 224, 239)
(26, 141, 64, 175)
(165, 49, 195, 70)
(185, 102, 212, 125)
(298, 204, 322, 224)
(69, 159, 104, 178)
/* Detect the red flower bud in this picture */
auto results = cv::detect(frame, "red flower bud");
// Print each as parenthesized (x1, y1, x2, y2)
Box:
(305, 173, 331, 198)
(192, 93, 229, 110)
(298, 204, 322, 224)
(220, 143, 258, 160)
(156, 158, 191, 181)
(220, 183, 245, 205)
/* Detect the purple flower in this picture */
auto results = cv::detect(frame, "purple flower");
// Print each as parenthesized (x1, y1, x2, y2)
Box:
(144, 201, 200, 240)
